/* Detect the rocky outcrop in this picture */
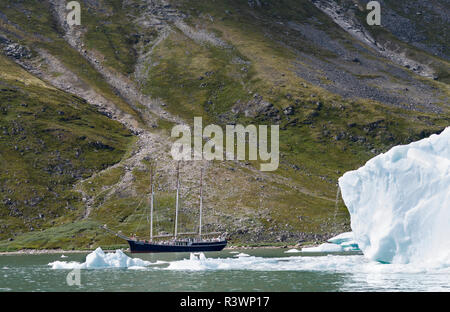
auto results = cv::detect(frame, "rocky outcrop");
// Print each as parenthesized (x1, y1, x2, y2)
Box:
(232, 94, 280, 122)
(3, 42, 32, 59)
(310, 0, 435, 79)
(48, 0, 182, 125)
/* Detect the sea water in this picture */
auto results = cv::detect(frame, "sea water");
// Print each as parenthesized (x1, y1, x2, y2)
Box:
(0, 248, 449, 292)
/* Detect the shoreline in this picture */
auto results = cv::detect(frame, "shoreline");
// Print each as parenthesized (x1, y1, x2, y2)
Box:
(0, 245, 303, 255)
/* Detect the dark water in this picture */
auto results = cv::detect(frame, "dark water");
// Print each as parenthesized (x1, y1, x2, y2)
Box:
(0, 249, 449, 292)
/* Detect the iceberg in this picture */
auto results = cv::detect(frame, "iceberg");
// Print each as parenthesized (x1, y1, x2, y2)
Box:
(339, 127, 450, 264)
(49, 247, 153, 269)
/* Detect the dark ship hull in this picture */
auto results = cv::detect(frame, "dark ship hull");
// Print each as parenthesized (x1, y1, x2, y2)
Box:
(127, 239, 227, 253)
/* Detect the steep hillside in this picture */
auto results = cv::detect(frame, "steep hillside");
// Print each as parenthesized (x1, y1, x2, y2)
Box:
(0, 0, 448, 250)
(313, 0, 450, 82)
(0, 54, 132, 245)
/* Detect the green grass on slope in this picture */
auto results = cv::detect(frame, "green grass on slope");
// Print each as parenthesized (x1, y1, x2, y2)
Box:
(346, 0, 450, 84)
(0, 220, 101, 252)
(149, 0, 449, 180)
(0, 55, 133, 242)
(80, 0, 140, 76)
(0, 0, 145, 124)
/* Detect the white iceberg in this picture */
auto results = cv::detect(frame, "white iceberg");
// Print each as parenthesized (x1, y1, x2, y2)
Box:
(339, 127, 450, 264)
(49, 247, 152, 269)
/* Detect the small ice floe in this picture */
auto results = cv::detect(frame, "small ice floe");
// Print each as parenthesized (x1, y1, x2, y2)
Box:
(190, 252, 206, 260)
(284, 249, 301, 253)
(234, 253, 250, 257)
(48, 247, 152, 269)
(302, 243, 344, 253)
(301, 232, 361, 253)
(327, 232, 354, 244)
(165, 252, 363, 272)
(163, 251, 450, 277)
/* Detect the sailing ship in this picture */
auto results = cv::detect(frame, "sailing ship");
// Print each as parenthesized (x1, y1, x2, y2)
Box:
(102, 162, 227, 253)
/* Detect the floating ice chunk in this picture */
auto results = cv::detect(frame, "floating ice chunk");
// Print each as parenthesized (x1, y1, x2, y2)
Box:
(300, 232, 361, 253)
(301, 233, 361, 253)
(302, 243, 343, 253)
(327, 232, 354, 244)
(285, 249, 301, 253)
(159, 251, 449, 290)
(49, 247, 152, 269)
(339, 127, 450, 264)
(165, 253, 361, 272)
(234, 253, 250, 257)
(190, 252, 206, 260)
(49, 261, 84, 269)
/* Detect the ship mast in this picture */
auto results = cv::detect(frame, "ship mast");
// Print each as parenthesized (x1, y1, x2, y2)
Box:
(174, 161, 180, 239)
(149, 164, 154, 242)
(199, 166, 203, 237)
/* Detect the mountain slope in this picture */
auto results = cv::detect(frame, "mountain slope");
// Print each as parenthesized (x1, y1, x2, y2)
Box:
(0, 54, 132, 244)
(0, 0, 448, 250)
